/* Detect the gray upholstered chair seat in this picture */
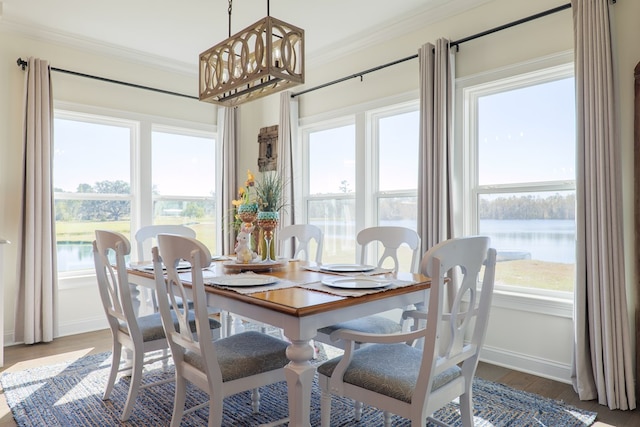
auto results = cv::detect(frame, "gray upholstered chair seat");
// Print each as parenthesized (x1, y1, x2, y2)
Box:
(119, 310, 221, 342)
(318, 315, 402, 338)
(184, 330, 289, 382)
(317, 343, 461, 403)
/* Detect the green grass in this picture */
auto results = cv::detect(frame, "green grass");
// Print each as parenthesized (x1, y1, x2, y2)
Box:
(55, 217, 218, 253)
(494, 259, 574, 292)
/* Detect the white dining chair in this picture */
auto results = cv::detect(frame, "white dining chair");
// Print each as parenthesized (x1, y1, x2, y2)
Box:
(278, 224, 324, 264)
(357, 226, 421, 273)
(93, 229, 221, 422)
(315, 226, 422, 348)
(318, 236, 497, 426)
(153, 233, 290, 426)
(135, 224, 196, 263)
(135, 224, 196, 311)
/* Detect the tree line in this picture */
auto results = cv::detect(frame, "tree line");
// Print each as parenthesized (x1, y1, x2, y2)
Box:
(55, 180, 214, 222)
(479, 193, 575, 220)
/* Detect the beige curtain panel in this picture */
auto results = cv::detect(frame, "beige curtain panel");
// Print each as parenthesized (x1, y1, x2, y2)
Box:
(15, 57, 57, 344)
(220, 106, 238, 256)
(417, 38, 455, 255)
(571, 0, 636, 410)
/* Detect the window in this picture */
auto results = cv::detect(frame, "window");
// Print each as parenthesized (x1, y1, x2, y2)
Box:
(301, 100, 419, 269)
(461, 62, 576, 296)
(53, 107, 217, 274)
(306, 122, 357, 264)
(151, 127, 217, 251)
(54, 113, 134, 272)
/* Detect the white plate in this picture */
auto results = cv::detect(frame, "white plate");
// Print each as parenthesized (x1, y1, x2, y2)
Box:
(320, 264, 375, 273)
(210, 275, 278, 287)
(139, 261, 191, 271)
(322, 277, 391, 289)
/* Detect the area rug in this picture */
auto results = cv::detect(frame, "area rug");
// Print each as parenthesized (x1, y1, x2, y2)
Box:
(0, 350, 597, 426)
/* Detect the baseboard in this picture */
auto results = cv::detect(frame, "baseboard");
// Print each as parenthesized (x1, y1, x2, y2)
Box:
(4, 316, 107, 347)
(480, 344, 573, 385)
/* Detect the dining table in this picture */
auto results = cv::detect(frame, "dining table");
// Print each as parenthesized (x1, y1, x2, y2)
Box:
(128, 257, 431, 427)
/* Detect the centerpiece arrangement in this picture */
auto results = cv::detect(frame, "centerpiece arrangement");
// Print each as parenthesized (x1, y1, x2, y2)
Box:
(231, 169, 286, 264)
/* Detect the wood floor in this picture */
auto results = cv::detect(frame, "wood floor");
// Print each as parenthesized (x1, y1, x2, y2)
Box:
(1, 329, 639, 426)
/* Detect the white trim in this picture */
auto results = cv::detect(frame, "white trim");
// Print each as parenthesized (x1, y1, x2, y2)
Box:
(298, 90, 419, 126)
(308, 0, 494, 67)
(54, 101, 216, 132)
(480, 344, 573, 384)
(492, 290, 573, 318)
(0, 20, 196, 76)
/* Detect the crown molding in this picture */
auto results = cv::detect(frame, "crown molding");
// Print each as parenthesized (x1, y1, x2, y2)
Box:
(307, 0, 494, 67)
(0, 19, 198, 77)
(2, 0, 492, 75)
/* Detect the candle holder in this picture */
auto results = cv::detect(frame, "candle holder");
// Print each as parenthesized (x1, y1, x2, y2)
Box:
(257, 211, 279, 263)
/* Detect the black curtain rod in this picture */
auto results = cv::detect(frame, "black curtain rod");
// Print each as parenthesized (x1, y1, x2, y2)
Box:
(16, 58, 198, 100)
(291, 3, 573, 98)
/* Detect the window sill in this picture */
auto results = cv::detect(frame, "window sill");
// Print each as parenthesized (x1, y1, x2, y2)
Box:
(58, 270, 96, 290)
(491, 289, 573, 319)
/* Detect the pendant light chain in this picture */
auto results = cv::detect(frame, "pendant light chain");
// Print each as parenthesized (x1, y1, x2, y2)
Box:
(228, 0, 232, 37)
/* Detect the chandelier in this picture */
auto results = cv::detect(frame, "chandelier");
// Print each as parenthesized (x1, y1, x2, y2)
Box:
(199, 0, 305, 107)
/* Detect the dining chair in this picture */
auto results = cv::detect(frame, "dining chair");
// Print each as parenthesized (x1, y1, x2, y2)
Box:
(153, 233, 290, 427)
(315, 226, 422, 348)
(93, 229, 221, 422)
(317, 236, 496, 427)
(134, 224, 196, 263)
(135, 224, 196, 311)
(277, 223, 324, 264)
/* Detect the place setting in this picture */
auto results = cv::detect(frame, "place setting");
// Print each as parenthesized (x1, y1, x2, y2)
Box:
(202, 272, 297, 295)
(298, 270, 417, 297)
(303, 262, 395, 276)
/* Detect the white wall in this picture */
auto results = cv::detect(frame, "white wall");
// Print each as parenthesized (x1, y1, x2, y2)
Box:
(1, 0, 639, 384)
(0, 30, 216, 345)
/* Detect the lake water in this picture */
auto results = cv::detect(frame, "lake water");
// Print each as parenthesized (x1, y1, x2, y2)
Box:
(480, 219, 575, 264)
(56, 218, 576, 272)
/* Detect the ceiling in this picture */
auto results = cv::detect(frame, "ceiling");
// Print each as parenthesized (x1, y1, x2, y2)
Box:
(1, 0, 491, 74)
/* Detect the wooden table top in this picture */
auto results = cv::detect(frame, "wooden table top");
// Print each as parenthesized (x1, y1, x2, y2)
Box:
(128, 259, 431, 318)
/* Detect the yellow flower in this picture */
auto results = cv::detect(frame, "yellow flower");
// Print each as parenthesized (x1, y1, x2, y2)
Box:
(246, 169, 255, 187)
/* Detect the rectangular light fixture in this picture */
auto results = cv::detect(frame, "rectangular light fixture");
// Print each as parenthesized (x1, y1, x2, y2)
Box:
(199, 15, 304, 107)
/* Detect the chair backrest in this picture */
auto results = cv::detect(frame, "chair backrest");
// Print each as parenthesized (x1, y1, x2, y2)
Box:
(278, 224, 324, 264)
(93, 229, 141, 339)
(152, 234, 221, 381)
(135, 224, 196, 263)
(357, 226, 421, 272)
(414, 236, 496, 404)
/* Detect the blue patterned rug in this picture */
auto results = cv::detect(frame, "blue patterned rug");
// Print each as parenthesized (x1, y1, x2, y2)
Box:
(0, 350, 596, 426)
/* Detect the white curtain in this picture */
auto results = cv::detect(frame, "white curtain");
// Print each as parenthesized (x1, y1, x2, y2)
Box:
(218, 106, 238, 256)
(277, 91, 299, 256)
(15, 57, 57, 344)
(417, 39, 455, 254)
(571, 0, 636, 410)
(277, 91, 298, 228)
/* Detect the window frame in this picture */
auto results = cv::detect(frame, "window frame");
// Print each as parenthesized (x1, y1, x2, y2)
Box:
(456, 52, 576, 303)
(53, 101, 218, 283)
(299, 95, 419, 266)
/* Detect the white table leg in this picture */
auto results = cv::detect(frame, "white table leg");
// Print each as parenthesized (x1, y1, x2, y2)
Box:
(284, 339, 316, 427)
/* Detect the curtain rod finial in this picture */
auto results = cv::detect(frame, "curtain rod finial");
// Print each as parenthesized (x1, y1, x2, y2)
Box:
(17, 58, 27, 70)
